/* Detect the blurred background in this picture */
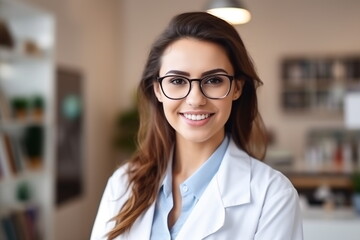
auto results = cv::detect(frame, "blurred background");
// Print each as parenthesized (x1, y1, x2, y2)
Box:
(0, 0, 360, 239)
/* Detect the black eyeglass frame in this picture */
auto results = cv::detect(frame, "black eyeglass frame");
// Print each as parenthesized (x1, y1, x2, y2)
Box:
(156, 74, 235, 100)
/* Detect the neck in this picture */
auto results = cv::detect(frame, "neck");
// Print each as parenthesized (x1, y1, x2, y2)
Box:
(172, 133, 224, 182)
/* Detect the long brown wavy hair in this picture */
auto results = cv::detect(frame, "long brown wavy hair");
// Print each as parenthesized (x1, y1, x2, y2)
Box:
(107, 12, 267, 239)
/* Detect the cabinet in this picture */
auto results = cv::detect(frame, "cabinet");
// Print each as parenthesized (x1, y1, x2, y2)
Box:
(281, 55, 360, 114)
(0, 0, 54, 239)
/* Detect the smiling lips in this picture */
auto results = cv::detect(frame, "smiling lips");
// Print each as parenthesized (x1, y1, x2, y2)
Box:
(182, 113, 212, 121)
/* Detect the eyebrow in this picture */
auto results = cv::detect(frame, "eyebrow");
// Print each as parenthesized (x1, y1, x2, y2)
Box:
(164, 68, 229, 77)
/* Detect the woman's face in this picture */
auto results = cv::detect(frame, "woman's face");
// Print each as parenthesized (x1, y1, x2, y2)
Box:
(154, 38, 242, 146)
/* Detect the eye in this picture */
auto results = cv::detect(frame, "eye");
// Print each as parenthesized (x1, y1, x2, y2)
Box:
(167, 76, 188, 85)
(203, 75, 224, 85)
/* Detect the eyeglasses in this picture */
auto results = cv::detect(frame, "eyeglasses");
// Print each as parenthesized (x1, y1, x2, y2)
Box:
(157, 74, 234, 100)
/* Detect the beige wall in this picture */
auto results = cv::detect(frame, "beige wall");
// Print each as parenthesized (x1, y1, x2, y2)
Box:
(19, 0, 360, 239)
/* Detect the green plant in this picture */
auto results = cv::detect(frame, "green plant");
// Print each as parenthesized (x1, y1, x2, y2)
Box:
(23, 125, 44, 158)
(352, 171, 360, 194)
(11, 97, 29, 111)
(113, 107, 139, 154)
(31, 95, 44, 109)
(16, 181, 32, 202)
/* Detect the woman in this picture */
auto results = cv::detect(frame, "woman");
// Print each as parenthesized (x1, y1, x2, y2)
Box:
(91, 12, 303, 240)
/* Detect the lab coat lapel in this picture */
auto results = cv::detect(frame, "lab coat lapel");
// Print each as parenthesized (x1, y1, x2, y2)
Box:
(217, 139, 251, 208)
(126, 149, 173, 240)
(176, 139, 251, 239)
(125, 202, 155, 239)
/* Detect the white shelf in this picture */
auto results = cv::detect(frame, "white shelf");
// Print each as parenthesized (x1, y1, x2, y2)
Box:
(0, 169, 45, 203)
(0, 47, 52, 63)
(0, 0, 54, 239)
(0, 118, 46, 130)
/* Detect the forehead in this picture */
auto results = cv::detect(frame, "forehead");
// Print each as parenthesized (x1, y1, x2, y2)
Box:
(160, 38, 233, 76)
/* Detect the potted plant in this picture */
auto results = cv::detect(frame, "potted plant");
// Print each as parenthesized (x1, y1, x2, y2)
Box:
(22, 125, 44, 169)
(31, 95, 45, 120)
(16, 181, 32, 203)
(11, 97, 29, 119)
(351, 171, 360, 213)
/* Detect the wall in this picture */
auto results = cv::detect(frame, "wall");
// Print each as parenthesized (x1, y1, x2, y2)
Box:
(22, 0, 120, 239)
(118, 0, 360, 161)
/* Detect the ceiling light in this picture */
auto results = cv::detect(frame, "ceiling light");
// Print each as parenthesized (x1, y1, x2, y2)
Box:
(206, 0, 251, 25)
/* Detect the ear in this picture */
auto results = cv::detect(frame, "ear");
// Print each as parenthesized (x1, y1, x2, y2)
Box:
(232, 79, 243, 101)
(153, 82, 163, 102)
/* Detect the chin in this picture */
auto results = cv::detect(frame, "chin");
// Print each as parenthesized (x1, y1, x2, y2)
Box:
(177, 130, 223, 145)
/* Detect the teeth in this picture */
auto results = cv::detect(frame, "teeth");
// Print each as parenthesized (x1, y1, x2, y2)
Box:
(183, 113, 210, 121)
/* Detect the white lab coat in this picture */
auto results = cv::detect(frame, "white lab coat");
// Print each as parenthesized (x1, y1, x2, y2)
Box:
(91, 139, 303, 240)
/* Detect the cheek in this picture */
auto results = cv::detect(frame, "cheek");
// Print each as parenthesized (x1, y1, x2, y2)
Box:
(161, 100, 179, 119)
(219, 99, 234, 120)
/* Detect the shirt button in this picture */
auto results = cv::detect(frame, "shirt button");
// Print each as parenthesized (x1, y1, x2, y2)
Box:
(182, 185, 189, 192)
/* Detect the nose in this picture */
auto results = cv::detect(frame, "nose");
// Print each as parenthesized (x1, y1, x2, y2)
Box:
(186, 81, 206, 106)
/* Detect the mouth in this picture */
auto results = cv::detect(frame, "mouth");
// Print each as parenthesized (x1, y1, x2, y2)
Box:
(182, 113, 213, 121)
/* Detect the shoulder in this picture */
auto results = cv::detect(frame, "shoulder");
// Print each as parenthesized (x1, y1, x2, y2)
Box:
(223, 139, 296, 199)
(245, 157, 303, 239)
(211, 141, 303, 239)
(250, 157, 293, 188)
(110, 163, 130, 182)
(105, 163, 131, 200)
(249, 157, 296, 198)
(90, 164, 131, 239)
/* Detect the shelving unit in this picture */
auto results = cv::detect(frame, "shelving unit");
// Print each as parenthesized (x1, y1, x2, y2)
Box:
(0, 0, 54, 239)
(279, 54, 360, 209)
(281, 55, 360, 114)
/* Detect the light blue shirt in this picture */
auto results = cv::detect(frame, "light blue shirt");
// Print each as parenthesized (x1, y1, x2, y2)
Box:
(150, 136, 229, 240)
